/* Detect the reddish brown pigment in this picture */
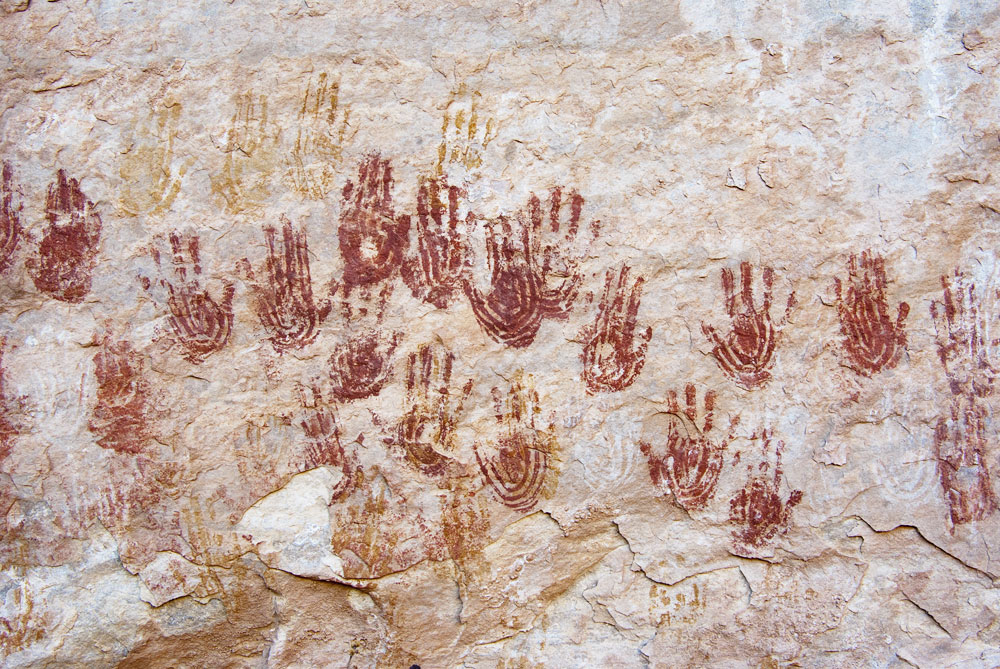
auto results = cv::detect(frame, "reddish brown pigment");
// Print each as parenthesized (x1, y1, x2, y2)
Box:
(402, 175, 469, 309)
(580, 264, 652, 393)
(339, 153, 410, 292)
(241, 216, 331, 352)
(834, 251, 909, 376)
(26, 170, 102, 303)
(326, 330, 399, 401)
(387, 343, 472, 476)
(300, 404, 360, 501)
(531, 187, 589, 319)
(463, 215, 545, 348)
(933, 391, 998, 527)
(150, 232, 235, 364)
(729, 430, 802, 550)
(702, 262, 794, 390)
(641, 385, 733, 510)
(474, 377, 555, 511)
(89, 335, 152, 455)
(0, 162, 23, 275)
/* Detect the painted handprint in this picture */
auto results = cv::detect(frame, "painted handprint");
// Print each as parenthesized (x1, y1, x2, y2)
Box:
(26, 170, 103, 303)
(580, 264, 652, 393)
(930, 269, 999, 397)
(475, 372, 559, 511)
(146, 232, 235, 364)
(0, 162, 23, 275)
(285, 72, 354, 199)
(834, 251, 909, 376)
(385, 343, 473, 476)
(701, 262, 795, 390)
(240, 216, 331, 352)
(401, 175, 470, 309)
(118, 103, 187, 216)
(435, 84, 498, 177)
(211, 91, 279, 214)
(339, 153, 410, 293)
(529, 187, 593, 318)
(933, 392, 997, 527)
(464, 215, 545, 348)
(729, 430, 803, 552)
(88, 334, 153, 456)
(641, 385, 737, 511)
(325, 284, 399, 401)
(0, 341, 17, 461)
(298, 386, 361, 501)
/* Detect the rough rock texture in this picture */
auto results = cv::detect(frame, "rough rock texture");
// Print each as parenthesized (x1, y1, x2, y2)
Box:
(1, 1, 1000, 666)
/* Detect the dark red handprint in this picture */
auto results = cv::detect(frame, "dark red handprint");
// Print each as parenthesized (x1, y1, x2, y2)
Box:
(464, 215, 545, 348)
(401, 175, 469, 309)
(325, 283, 399, 401)
(0, 162, 23, 275)
(930, 269, 998, 398)
(89, 334, 152, 456)
(641, 385, 737, 511)
(298, 387, 361, 501)
(147, 233, 235, 364)
(26, 170, 102, 303)
(702, 262, 795, 390)
(834, 251, 909, 376)
(338, 153, 410, 292)
(240, 216, 331, 352)
(474, 373, 558, 511)
(933, 392, 997, 527)
(385, 343, 473, 476)
(729, 430, 802, 551)
(580, 264, 652, 393)
(528, 187, 592, 319)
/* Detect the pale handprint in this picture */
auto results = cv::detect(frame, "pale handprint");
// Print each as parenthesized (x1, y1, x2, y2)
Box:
(285, 72, 355, 199)
(930, 269, 999, 397)
(435, 85, 498, 177)
(118, 103, 187, 216)
(211, 92, 279, 214)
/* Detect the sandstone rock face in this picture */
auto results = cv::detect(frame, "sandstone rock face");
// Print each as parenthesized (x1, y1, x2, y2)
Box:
(1, 1, 1000, 666)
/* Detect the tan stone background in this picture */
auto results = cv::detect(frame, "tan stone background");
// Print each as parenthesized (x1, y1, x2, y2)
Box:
(1, 0, 999, 666)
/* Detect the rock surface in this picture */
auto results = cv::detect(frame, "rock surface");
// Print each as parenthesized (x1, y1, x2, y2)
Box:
(1, 0, 1000, 666)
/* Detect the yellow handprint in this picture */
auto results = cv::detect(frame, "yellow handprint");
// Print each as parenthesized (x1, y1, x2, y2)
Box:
(118, 103, 187, 216)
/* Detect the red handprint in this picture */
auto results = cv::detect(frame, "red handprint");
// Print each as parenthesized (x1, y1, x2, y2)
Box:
(930, 269, 999, 398)
(0, 162, 23, 275)
(147, 232, 235, 364)
(88, 334, 152, 456)
(474, 373, 559, 511)
(641, 385, 737, 511)
(580, 264, 652, 393)
(338, 153, 410, 292)
(528, 187, 593, 319)
(385, 343, 473, 476)
(463, 215, 545, 348)
(401, 175, 470, 309)
(325, 284, 399, 401)
(240, 216, 331, 352)
(729, 430, 802, 552)
(26, 170, 102, 303)
(933, 392, 997, 527)
(834, 251, 909, 376)
(298, 386, 361, 501)
(702, 262, 795, 390)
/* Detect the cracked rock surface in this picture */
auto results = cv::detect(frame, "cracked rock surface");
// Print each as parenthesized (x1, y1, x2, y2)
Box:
(1, 0, 1000, 666)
